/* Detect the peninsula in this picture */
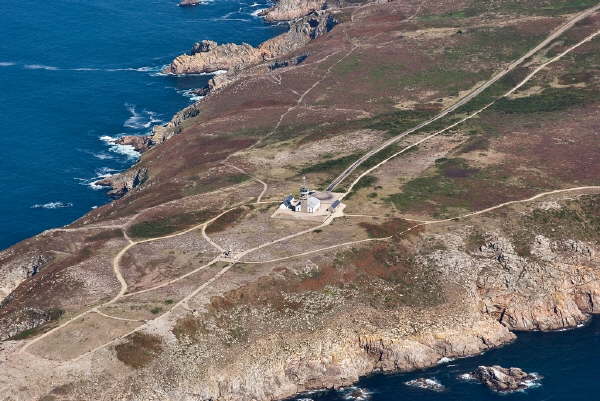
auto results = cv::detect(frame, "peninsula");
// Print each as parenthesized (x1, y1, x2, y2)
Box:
(2, 0, 600, 399)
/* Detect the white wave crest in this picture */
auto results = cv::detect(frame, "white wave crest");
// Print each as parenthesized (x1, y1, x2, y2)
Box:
(437, 357, 455, 364)
(92, 152, 115, 160)
(24, 64, 59, 70)
(458, 373, 475, 381)
(100, 135, 141, 159)
(76, 166, 119, 190)
(521, 373, 543, 390)
(178, 89, 205, 102)
(123, 104, 162, 130)
(106, 65, 164, 72)
(31, 201, 73, 209)
(338, 386, 371, 400)
(251, 8, 267, 16)
(0, 62, 15, 67)
(405, 378, 445, 392)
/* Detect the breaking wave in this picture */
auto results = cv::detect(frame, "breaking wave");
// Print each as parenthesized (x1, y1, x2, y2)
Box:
(76, 167, 119, 190)
(404, 377, 445, 392)
(337, 386, 372, 400)
(100, 135, 141, 159)
(178, 89, 205, 102)
(0, 61, 16, 67)
(123, 104, 162, 130)
(24, 64, 59, 70)
(31, 201, 74, 209)
(251, 8, 267, 16)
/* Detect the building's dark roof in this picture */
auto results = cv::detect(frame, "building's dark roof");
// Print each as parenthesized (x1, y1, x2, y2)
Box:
(330, 200, 341, 209)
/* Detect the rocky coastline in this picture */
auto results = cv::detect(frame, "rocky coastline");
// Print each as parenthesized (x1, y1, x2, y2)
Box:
(99, 8, 338, 197)
(162, 10, 338, 75)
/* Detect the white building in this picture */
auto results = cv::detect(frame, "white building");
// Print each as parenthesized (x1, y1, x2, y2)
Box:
(306, 196, 321, 213)
(280, 179, 321, 214)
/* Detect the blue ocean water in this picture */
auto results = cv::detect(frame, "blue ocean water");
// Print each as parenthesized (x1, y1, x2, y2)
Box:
(288, 318, 600, 401)
(0, 0, 285, 249)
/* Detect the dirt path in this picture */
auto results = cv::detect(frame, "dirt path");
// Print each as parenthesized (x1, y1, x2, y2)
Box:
(340, 27, 600, 199)
(225, 163, 269, 203)
(327, 4, 600, 191)
(244, 186, 600, 264)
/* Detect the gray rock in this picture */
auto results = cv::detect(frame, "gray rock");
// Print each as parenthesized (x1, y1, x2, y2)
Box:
(471, 365, 541, 392)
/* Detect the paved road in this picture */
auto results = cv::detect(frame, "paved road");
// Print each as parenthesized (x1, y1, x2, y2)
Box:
(326, 3, 600, 191)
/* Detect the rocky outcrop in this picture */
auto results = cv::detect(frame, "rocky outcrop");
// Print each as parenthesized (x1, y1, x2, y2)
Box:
(111, 319, 513, 401)
(0, 252, 50, 303)
(164, 40, 264, 75)
(95, 167, 148, 198)
(149, 102, 201, 145)
(419, 231, 600, 332)
(471, 365, 541, 392)
(114, 135, 153, 153)
(163, 11, 337, 75)
(260, 0, 327, 21)
(0, 307, 62, 341)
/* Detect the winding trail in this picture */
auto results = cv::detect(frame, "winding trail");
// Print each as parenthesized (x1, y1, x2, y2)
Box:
(245, 186, 600, 264)
(340, 26, 600, 199)
(327, 3, 600, 191)
(225, 163, 269, 203)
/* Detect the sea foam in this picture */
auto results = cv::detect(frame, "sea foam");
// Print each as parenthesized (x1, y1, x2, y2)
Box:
(100, 135, 141, 159)
(24, 64, 59, 70)
(31, 201, 73, 209)
(251, 8, 267, 16)
(405, 378, 445, 392)
(338, 386, 372, 400)
(123, 104, 162, 130)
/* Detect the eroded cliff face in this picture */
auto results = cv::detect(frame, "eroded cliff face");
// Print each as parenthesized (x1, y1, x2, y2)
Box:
(95, 167, 149, 198)
(0, 247, 52, 304)
(164, 41, 264, 75)
(162, 11, 337, 75)
(260, 0, 327, 22)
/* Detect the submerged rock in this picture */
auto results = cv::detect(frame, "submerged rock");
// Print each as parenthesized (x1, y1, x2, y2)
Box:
(471, 365, 542, 392)
(405, 377, 446, 392)
(178, 0, 202, 6)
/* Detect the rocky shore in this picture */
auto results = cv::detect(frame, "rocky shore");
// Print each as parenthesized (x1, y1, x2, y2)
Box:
(99, 8, 339, 198)
(162, 11, 338, 75)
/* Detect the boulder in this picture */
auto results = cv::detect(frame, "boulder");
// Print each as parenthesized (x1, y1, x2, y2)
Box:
(471, 365, 541, 392)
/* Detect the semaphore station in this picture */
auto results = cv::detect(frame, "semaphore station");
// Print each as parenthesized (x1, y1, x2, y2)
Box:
(273, 177, 345, 221)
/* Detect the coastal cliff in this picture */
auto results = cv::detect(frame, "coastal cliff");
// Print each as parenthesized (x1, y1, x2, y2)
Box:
(162, 11, 337, 75)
